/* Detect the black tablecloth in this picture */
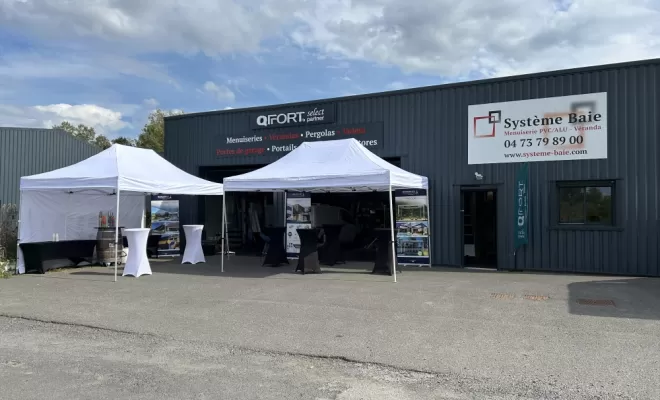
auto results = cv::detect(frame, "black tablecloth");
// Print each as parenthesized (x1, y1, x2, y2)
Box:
(372, 229, 398, 275)
(295, 228, 321, 274)
(318, 224, 345, 266)
(146, 235, 162, 258)
(19, 240, 97, 274)
(262, 227, 289, 267)
(202, 241, 217, 256)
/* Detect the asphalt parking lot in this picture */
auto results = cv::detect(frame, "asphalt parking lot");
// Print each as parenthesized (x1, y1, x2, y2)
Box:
(1, 256, 660, 399)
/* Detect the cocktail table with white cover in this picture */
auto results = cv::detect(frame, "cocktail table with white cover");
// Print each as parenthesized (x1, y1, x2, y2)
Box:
(182, 224, 205, 264)
(122, 228, 152, 277)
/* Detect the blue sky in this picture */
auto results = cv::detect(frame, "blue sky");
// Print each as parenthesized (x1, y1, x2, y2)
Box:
(0, 0, 658, 139)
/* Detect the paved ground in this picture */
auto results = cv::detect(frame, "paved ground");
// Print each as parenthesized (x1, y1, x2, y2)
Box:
(1, 256, 660, 399)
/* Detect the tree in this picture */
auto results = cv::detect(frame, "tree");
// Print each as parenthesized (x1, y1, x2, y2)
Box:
(53, 121, 112, 149)
(53, 121, 97, 142)
(94, 135, 112, 149)
(136, 109, 183, 153)
(112, 137, 136, 146)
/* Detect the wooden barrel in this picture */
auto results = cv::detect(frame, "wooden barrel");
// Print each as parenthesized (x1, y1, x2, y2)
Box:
(96, 227, 124, 264)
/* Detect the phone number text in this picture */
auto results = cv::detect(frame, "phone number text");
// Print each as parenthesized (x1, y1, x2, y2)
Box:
(504, 136, 584, 148)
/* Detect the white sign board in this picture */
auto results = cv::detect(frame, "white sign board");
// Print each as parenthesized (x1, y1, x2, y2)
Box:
(467, 92, 608, 164)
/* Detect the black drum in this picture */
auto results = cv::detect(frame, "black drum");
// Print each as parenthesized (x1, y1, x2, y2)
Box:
(96, 226, 124, 265)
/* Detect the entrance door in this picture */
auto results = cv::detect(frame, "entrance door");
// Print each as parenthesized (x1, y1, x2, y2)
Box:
(461, 189, 497, 268)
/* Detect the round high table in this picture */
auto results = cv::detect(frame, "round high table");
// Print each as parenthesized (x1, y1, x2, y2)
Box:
(182, 225, 206, 264)
(122, 228, 152, 278)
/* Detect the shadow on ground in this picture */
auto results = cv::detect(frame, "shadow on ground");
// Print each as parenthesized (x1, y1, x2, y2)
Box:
(146, 256, 396, 280)
(567, 277, 660, 320)
(65, 255, 397, 280)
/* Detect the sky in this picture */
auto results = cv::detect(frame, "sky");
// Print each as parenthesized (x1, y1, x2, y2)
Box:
(0, 0, 659, 139)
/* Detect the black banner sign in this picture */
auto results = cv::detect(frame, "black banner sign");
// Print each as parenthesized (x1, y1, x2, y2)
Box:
(215, 122, 384, 157)
(249, 104, 336, 130)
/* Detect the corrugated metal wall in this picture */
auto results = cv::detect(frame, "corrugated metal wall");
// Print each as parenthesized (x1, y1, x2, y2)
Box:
(165, 59, 660, 276)
(0, 128, 101, 205)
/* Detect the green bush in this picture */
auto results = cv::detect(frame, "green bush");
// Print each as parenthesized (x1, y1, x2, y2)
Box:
(0, 203, 18, 262)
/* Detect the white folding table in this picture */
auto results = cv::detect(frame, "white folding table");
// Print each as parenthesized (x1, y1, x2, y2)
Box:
(122, 228, 152, 277)
(182, 224, 206, 264)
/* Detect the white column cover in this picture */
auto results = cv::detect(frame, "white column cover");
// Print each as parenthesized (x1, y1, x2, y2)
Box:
(182, 225, 205, 264)
(122, 228, 152, 277)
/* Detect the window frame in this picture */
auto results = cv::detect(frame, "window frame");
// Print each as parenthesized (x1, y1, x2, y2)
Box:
(553, 180, 618, 230)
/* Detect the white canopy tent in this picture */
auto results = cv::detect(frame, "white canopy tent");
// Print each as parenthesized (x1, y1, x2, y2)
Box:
(18, 144, 224, 280)
(221, 138, 429, 282)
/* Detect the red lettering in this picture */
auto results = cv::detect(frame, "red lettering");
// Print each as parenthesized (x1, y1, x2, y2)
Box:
(269, 133, 300, 141)
(244, 147, 265, 155)
(216, 149, 236, 156)
(342, 127, 366, 135)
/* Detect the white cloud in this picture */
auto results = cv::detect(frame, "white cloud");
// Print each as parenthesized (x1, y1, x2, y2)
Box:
(202, 81, 236, 102)
(386, 81, 409, 90)
(0, 52, 177, 85)
(0, 0, 658, 82)
(289, 0, 660, 77)
(0, 103, 129, 136)
(143, 98, 159, 107)
(263, 84, 285, 100)
(0, 0, 302, 55)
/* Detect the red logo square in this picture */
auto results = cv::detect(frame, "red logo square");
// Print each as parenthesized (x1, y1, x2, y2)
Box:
(473, 116, 496, 138)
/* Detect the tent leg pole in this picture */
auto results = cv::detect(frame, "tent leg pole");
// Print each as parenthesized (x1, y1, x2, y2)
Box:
(221, 194, 226, 273)
(114, 189, 120, 282)
(388, 184, 397, 283)
(141, 197, 146, 228)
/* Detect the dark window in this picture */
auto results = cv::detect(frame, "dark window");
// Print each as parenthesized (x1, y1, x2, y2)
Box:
(557, 182, 614, 225)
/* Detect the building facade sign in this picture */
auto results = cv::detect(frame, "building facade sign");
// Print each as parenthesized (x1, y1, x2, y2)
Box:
(215, 122, 384, 157)
(467, 92, 608, 164)
(250, 104, 336, 129)
(513, 163, 529, 250)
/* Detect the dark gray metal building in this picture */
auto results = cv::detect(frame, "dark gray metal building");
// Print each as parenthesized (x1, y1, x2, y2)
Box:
(0, 127, 101, 206)
(164, 58, 660, 277)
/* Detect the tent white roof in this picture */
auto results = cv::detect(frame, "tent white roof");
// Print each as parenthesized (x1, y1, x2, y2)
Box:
(223, 138, 428, 192)
(20, 143, 224, 195)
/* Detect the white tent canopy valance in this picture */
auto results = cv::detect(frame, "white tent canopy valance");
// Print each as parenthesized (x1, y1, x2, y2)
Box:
(221, 139, 430, 282)
(21, 143, 224, 195)
(18, 144, 224, 280)
(222, 139, 428, 193)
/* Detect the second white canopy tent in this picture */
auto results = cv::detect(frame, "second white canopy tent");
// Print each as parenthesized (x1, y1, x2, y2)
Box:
(221, 138, 429, 282)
